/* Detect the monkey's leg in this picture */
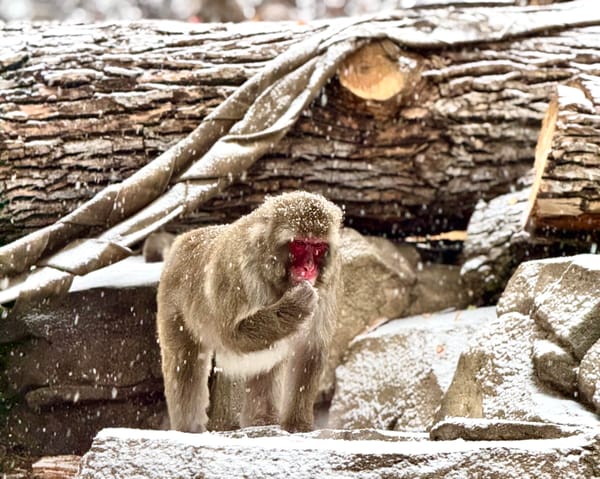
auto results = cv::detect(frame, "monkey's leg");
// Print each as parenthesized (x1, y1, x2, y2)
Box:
(240, 363, 283, 428)
(158, 307, 212, 432)
(281, 345, 326, 433)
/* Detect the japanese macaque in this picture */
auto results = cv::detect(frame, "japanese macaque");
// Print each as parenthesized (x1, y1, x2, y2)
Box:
(156, 191, 343, 433)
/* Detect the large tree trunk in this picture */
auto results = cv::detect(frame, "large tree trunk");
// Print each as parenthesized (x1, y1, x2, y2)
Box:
(2, 4, 600, 244)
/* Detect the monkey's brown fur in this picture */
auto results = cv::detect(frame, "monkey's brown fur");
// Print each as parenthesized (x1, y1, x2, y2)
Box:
(157, 191, 343, 433)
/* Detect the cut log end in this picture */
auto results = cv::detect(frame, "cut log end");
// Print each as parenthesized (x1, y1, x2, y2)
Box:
(337, 40, 422, 102)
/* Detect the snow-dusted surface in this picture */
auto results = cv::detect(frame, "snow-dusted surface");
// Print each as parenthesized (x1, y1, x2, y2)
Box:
(329, 307, 495, 431)
(69, 256, 162, 292)
(77, 426, 599, 479)
(0, 256, 162, 304)
(580, 339, 600, 412)
(533, 258, 600, 359)
(471, 311, 598, 425)
(357, 307, 495, 391)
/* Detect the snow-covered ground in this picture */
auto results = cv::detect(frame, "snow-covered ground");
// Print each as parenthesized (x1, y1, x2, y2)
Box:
(77, 426, 599, 478)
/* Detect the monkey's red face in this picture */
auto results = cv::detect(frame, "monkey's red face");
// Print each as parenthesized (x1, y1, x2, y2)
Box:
(289, 238, 329, 285)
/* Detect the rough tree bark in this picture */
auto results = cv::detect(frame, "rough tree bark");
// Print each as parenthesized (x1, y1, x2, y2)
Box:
(2, 4, 600, 245)
(526, 74, 600, 233)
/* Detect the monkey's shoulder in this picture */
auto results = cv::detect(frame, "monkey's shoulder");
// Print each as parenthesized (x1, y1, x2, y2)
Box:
(171, 225, 228, 252)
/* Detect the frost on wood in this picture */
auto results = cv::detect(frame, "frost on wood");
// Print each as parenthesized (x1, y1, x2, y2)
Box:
(460, 185, 591, 304)
(527, 75, 600, 233)
(0, 18, 359, 300)
(460, 188, 532, 302)
(76, 426, 600, 479)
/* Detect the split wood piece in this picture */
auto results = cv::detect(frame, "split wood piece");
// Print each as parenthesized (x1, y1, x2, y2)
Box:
(461, 184, 591, 304)
(31, 455, 80, 479)
(526, 75, 600, 233)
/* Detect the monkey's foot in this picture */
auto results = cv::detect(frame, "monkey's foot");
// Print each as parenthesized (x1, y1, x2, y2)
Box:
(281, 420, 314, 433)
(242, 414, 279, 428)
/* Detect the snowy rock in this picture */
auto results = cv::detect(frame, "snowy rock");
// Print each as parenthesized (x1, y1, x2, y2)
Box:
(532, 255, 600, 360)
(322, 228, 470, 395)
(322, 228, 417, 394)
(532, 339, 578, 396)
(430, 417, 589, 441)
(438, 255, 600, 436)
(77, 426, 600, 479)
(496, 256, 572, 317)
(407, 263, 471, 316)
(0, 257, 164, 454)
(328, 308, 494, 431)
(437, 311, 598, 428)
(579, 339, 600, 414)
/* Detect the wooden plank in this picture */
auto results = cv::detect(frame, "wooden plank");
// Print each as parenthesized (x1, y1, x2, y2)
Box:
(32, 455, 80, 479)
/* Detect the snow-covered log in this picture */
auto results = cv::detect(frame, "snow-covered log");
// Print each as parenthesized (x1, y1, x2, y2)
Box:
(3, 1, 600, 303)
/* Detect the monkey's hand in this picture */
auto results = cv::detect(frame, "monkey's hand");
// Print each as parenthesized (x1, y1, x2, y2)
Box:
(233, 282, 317, 353)
(276, 281, 318, 323)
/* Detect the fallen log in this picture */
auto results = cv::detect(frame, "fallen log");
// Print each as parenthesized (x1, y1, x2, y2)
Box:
(526, 74, 600, 233)
(2, 2, 600, 247)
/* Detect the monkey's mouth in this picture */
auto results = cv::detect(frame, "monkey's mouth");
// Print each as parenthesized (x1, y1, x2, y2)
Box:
(291, 266, 318, 285)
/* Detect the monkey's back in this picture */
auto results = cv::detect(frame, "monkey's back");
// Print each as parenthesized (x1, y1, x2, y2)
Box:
(158, 225, 227, 309)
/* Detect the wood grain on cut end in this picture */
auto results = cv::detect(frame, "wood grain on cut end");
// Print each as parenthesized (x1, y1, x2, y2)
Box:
(32, 455, 81, 479)
(338, 40, 422, 102)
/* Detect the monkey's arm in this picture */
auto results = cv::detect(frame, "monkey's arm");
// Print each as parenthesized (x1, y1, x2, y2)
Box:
(227, 282, 317, 354)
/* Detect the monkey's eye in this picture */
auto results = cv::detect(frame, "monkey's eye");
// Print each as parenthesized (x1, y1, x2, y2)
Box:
(289, 240, 307, 259)
(289, 239, 329, 261)
(312, 243, 328, 258)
